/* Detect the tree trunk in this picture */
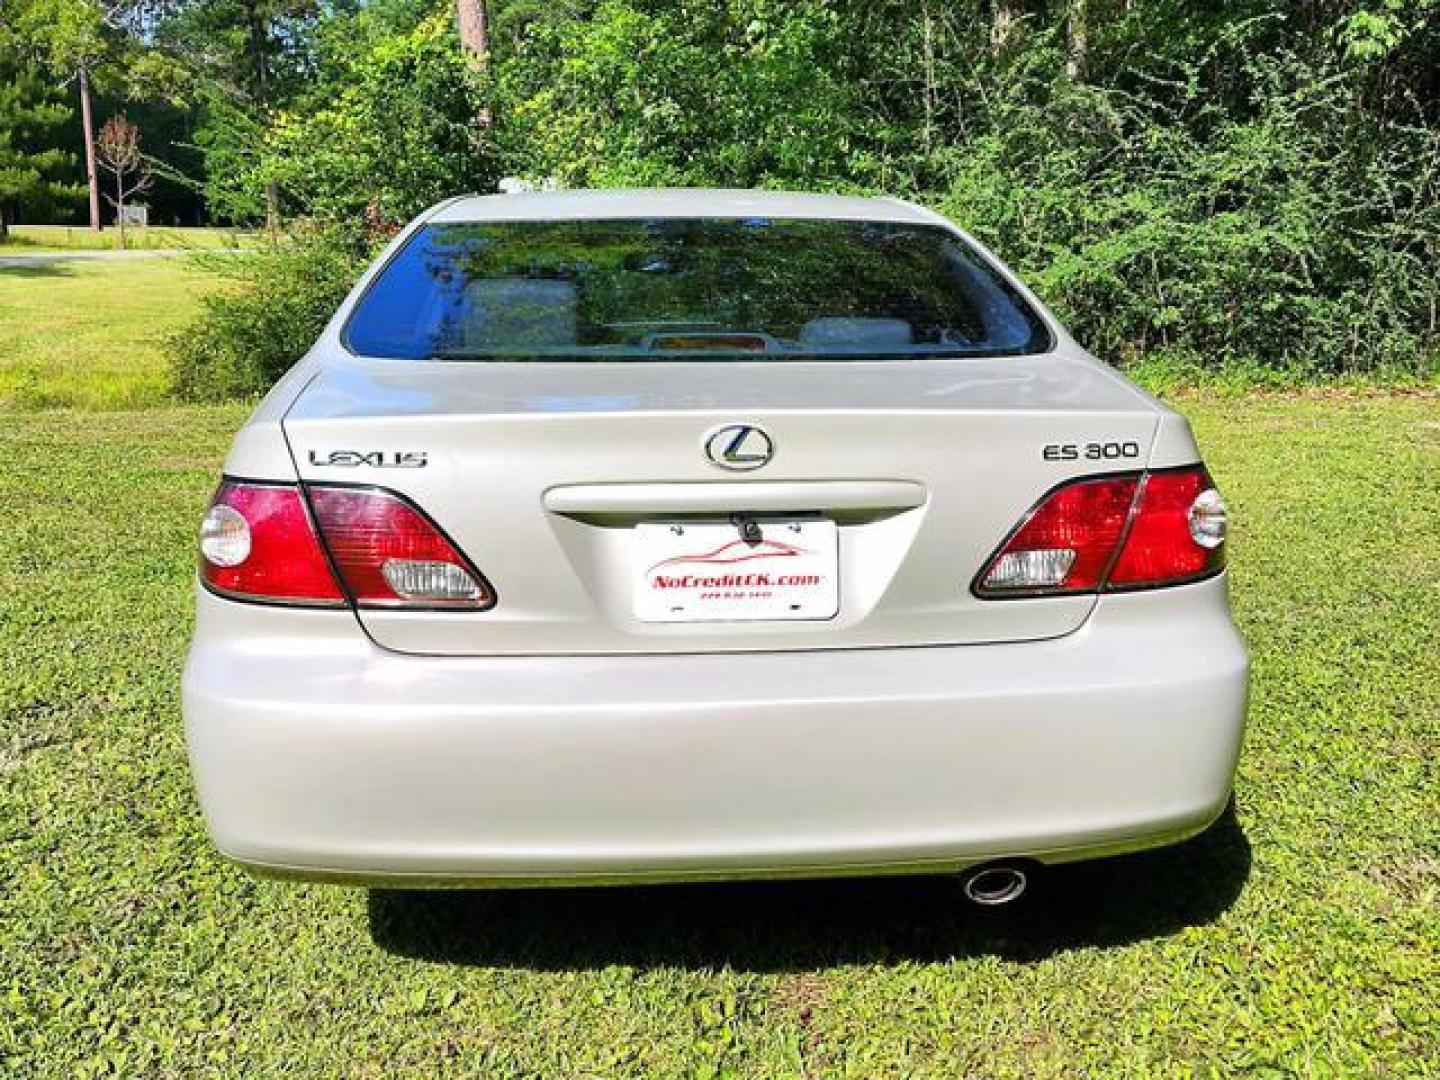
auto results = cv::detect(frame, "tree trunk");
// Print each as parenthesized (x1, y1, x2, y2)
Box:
(79, 66, 102, 232)
(920, 3, 937, 149)
(456, 0, 492, 129)
(991, 0, 1023, 57)
(0, 203, 9, 240)
(1065, 0, 1089, 81)
(115, 168, 126, 250)
(240, 0, 281, 234)
(263, 182, 279, 236)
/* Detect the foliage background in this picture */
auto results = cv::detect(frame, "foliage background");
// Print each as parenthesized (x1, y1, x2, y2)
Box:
(4, 0, 1439, 388)
(2, 7, 1438, 1075)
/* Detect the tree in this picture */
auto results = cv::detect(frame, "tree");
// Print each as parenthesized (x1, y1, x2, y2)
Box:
(1065, 0, 1088, 81)
(8, 0, 174, 232)
(150, 0, 329, 231)
(0, 54, 80, 238)
(990, 0, 1025, 56)
(262, 9, 491, 222)
(10, 0, 110, 229)
(96, 112, 152, 247)
(455, 0, 491, 128)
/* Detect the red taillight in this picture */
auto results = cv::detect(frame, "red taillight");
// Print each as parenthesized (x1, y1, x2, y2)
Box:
(199, 481, 345, 605)
(307, 486, 494, 609)
(975, 476, 1140, 595)
(199, 481, 493, 610)
(1108, 468, 1226, 588)
(975, 466, 1226, 598)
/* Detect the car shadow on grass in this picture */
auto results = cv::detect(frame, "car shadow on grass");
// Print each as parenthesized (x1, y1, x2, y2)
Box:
(0, 260, 77, 278)
(367, 804, 1250, 972)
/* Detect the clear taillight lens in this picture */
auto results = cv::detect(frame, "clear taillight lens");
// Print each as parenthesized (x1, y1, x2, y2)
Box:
(199, 503, 251, 567)
(306, 486, 494, 609)
(975, 466, 1226, 597)
(198, 481, 493, 610)
(1188, 488, 1227, 549)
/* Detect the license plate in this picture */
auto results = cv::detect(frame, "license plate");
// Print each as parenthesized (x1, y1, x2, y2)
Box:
(633, 519, 839, 623)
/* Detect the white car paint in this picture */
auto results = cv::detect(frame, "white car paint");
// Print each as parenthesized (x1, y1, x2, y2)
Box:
(184, 189, 1248, 886)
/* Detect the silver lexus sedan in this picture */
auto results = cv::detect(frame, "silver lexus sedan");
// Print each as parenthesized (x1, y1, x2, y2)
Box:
(183, 189, 1248, 902)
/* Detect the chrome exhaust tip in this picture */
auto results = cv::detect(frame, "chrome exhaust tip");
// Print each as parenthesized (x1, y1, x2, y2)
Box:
(959, 863, 1029, 906)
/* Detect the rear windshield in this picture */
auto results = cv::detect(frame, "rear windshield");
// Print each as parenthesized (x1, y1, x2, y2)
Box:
(343, 217, 1052, 361)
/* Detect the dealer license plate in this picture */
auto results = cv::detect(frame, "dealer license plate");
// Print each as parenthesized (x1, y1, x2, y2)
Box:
(632, 519, 839, 623)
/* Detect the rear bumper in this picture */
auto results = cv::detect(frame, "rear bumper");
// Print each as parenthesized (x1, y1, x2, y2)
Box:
(183, 576, 1248, 885)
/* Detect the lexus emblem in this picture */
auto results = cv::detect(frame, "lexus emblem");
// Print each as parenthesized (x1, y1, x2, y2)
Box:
(704, 424, 774, 471)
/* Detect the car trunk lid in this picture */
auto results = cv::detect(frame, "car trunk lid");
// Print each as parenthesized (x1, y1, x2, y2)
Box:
(284, 354, 1160, 655)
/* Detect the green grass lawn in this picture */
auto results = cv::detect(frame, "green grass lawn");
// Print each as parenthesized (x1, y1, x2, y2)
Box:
(0, 395, 1436, 1077)
(0, 224, 258, 254)
(0, 258, 222, 410)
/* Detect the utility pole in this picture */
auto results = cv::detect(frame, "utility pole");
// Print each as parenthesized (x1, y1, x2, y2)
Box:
(78, 66, 101, 231)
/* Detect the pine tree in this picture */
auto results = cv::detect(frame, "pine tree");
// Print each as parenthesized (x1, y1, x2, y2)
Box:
(0, 55, 80, 238)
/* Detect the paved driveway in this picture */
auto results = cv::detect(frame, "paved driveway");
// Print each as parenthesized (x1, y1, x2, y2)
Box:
(0, 249, 192, 269)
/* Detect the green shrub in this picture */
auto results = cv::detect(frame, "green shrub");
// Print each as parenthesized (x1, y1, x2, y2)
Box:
(933, 34, 1440, 379)
(174, 2, 1440, 398)
(490, 3, 1439, 383)
(170, 230, 369, 402)
(262, 10, 495, 223)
